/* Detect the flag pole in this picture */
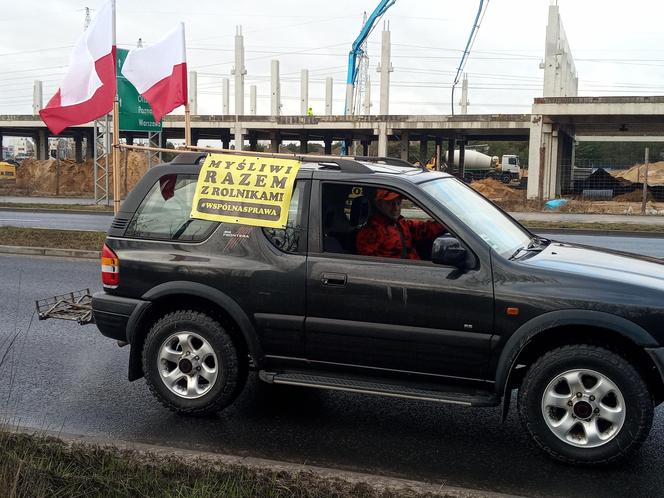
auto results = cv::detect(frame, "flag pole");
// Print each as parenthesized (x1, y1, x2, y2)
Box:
(182, 23, 191, 147)
(111, 0, 120, 215)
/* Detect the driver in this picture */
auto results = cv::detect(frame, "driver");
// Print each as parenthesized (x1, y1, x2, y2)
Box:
(356, 189, 445, 260)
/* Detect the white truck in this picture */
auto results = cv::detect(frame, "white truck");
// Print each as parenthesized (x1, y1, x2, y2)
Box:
(445, 150, 521, 184)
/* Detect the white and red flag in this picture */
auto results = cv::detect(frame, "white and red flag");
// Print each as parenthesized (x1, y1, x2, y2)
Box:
(121, 23, 188, 122)
(39, 1, 116, 135)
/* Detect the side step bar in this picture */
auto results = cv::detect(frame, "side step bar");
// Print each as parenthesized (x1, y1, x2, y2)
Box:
(259, 370, 499, 407)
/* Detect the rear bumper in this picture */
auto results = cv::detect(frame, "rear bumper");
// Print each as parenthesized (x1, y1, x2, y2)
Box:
(92, 292, 145, 342)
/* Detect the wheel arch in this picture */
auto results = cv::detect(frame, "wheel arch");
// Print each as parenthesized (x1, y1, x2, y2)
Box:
(126, 281, 263, 381)
(496, 310, 664, 418)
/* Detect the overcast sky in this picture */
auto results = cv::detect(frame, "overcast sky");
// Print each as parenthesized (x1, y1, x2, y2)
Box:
(2, 0, 664, 118)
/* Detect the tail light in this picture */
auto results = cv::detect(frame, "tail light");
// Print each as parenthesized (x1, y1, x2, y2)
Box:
(101, 244, 119, 288)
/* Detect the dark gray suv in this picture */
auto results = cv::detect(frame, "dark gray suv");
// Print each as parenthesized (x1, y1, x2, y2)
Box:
(92, 152, 664, 466)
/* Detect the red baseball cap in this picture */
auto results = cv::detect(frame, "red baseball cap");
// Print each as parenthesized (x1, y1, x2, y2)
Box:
(375, 189, 401, 202)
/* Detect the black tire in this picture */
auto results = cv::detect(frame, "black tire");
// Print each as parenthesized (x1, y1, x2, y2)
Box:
(518, 344, 653, 466)
(500, 173, 512, 184)
(142, 310, 240, 415)
(463, 173, 474, 184)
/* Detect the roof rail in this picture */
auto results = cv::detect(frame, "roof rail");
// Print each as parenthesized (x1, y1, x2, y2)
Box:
(317, 159, 374, 173)
(352, 156, 418, 168)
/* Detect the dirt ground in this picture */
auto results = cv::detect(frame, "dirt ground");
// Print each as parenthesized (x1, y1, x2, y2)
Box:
(0, 150, 149, 197)
(611, 161, 664, 186)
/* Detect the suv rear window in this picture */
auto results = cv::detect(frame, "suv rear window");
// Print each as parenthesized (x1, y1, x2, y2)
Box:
(125, 174, 217, 241)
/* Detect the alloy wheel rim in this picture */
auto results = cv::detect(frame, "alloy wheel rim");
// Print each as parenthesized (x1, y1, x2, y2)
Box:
(541, 368, 626, 448)
(157, 331, 218, 399)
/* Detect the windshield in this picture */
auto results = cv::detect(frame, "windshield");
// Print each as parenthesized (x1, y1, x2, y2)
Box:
(421, 177, 532, 257)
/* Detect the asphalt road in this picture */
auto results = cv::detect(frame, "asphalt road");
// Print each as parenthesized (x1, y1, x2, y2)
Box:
(1, 253, 663, 498)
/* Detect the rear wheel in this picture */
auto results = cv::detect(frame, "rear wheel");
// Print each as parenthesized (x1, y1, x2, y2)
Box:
(142, 310, 240, 415)
(500, 172, 512, 184)
(518, 345, 653, 465)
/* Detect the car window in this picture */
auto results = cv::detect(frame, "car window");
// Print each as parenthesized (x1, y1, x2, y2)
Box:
(321, 182, 444, 261)
(262, 181, 307, 253)
(125, 174, 217, 241)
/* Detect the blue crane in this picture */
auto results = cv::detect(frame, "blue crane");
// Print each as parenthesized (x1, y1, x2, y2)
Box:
(344, 0, 396, 116)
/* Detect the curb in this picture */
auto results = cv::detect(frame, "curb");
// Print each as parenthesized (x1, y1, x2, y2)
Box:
(9, 426, 524, 498)
(530, 227, 664, 238)
(0, 245, 99, 259)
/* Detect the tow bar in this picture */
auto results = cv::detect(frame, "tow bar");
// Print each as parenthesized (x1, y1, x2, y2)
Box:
(36, 289, 94, 325)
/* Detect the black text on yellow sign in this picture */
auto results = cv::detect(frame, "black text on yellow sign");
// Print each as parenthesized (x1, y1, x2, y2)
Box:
(191, 154, 301, 228)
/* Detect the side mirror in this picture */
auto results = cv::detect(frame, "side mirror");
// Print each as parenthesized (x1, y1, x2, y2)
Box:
(431, 236, 468, 268)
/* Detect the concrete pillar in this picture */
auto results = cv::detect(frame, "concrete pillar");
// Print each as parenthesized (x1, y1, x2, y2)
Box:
(300, 69, 309, 116)
(362, 75, 371, 115)
(344, 138, 353, 156)
(458, 141, 466, 179)
(160, 133, 168, 148)
(125, 132, 134, 146)
(188, 71, 198, 114)
(271, 60, 281, 116)
(270, 132, 281, 153)
(85, 131, 94, 161)
(33, 80, 43, 114)
(38, 129, 48, 160)
(419, 139, 428, 164)
(362, 140, 370, 156)
(232, 26, 246, 115)
(324, 136, 332, 155)
(435, 136, 442, 171)
(74, 133, 83, 163)
(377, 123, 388, 157)
(447, 139, 456, 173)
(222, 135, 230, 149)
(460, 74, 469, 115)
(249, 133, 258, 151)
(222, 78, 230, 115)
(400, 132, 409, 161)
(250, 85, 257, 115)
(191, 129, 200, 147)
(300, 137, 308, 154)
(0, 133, 3, 160)
(233, 123, 244, 151)
(377, 26, 393, 114)
(325, 77, 333, 115)
(527, 116, 550, 200)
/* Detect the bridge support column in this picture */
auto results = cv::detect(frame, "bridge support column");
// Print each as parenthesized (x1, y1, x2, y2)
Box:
(324, 135, 332, 155)
(233, 123, 244, 151)
(248, 132, 258, 151)
(0, 133, 3, 159)
(37, 129, 49, 160)
(270, 132, 281, 153)
(419, 139, 428, 165)
(85, 131, 94, 161)
(447, 139, 456, 175)
(344, 137, 353, 156)
(527, 116, 553, 200)
(222, 130, 231, 150)
(362, 140, 370, 156)
(300, 136, 308, 154)
(435, 136, 442, 171)
(458, 140, 466, 179)
(191, 129, 200, 147)
(160, 133, 168, 148)
(74, 133, 83, 163)
(377, 123, 388, 157)
(400, 131, 409, 161)
(125, 132, 134, 146)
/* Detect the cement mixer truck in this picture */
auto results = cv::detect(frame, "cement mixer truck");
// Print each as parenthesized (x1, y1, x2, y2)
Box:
(444, 150, 521, 184)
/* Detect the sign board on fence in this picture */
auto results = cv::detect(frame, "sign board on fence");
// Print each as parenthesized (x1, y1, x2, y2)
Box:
(116, 48, 162, 132)
(190, 154, 301, 228)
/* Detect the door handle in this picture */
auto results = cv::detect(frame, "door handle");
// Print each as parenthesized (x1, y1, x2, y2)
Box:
(320, 272, 347, 286)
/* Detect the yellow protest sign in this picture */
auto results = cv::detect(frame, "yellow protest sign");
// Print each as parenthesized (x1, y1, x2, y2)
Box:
(191, 154, 301, 228)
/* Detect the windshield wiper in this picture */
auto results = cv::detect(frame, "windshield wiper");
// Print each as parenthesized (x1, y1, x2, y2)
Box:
(509, 239, 549, 260)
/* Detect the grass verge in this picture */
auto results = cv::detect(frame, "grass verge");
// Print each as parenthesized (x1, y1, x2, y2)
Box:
(522, 221, 664, 233)
(0, 202, 113, 212)
(0, 431, 441, 498)
(0, 227, 106, 251)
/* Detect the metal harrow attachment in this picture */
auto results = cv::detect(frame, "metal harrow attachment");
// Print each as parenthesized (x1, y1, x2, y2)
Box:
(36, 289, 94, 325)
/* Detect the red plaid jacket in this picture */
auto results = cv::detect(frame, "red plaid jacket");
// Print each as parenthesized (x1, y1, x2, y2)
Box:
(356, 211, 444, 260)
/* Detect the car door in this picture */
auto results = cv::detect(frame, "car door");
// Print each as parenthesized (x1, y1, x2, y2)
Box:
(305, 180, 494, 381)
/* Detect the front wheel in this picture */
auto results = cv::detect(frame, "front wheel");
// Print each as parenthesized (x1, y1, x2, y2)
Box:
(518, 345, 653, 465)
(500, 173, 512, 184)
(142, 310, 240, 415)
